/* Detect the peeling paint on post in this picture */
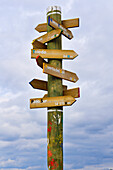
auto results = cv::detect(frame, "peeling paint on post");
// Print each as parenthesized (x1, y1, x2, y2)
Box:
(47, 6, 63, 170)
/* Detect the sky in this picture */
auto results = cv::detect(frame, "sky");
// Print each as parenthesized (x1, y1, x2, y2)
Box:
(0, 0, 113, 169)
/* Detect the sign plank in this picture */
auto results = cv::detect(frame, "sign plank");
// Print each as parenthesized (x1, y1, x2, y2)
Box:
(31, 49, 78, 59)
(32, 40, 47, 49)
(35, 18, 79, 32)
(43, 63, 79, 83)
(29, 79, 67, 91)
(30, 95, 76, 109)
(35, 23, 47, 32)
(62, 18, 79, 28)
(63, 87, 80, 98)
(32, 28, 62, 44)
(48, 16, 73, 39)
(36, 56, 47, 69)
(29, 79, 48, 91)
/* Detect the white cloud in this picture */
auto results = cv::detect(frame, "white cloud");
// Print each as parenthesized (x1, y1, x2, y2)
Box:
(1, 169, 24, 170)
(21, 11, 42, 17)
(0, 106, 46, 141)
(15, 138, 47, 151)
(64, 0, 75, 13)
(0, 140, 11, 148)
(74, 163, 113, 170)
(0, 91, 21, 103)
(64, 163, 73, 169)
(26, 166, 41, 169)
(0, 159, 16, 167)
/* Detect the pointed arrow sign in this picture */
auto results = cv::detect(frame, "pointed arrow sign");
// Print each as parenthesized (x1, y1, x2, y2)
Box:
(29, 79, 48, 91)
(30, 95, 76, 109)
(29, 79, 67, 91)
(48, 16, 73, 39)
(32, 40, 47, 49)
(35, 23, 47, 32)
(63, 87, 80, 98)
(31, 49, 78, 59)
(32, 28, 62, 44)
(62, 18, 79, 29)
(43, 63, 79, 83)
(35, 18, 79, 32)
(36, 56, 47, 69)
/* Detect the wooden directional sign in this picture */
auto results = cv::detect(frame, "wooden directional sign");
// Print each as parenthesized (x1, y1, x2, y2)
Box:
(29, 79, 67, 91)
(29, 79, 48, 91)
(31, 49, 78, 59)
(64, 87, 80, 98)
(48, 16, 73, 39)
(32, 28, 62, 44)
(62, 18, 79, 28)
(32, 40, 47, 49)
(43, 63, 79, 83)
(35, 23, 47, 32)
(35, 18, 79, 32)
(36, 56, 47, 69)
(30, 95, 76, 109)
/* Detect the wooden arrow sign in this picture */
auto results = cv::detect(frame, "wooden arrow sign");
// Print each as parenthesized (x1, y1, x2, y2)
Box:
(32, 28, 62, 44)
(63, 87, 80, 98)
(62, 18, 79, 28)
(29, 79, 48, 91)
(35, 18, 79, 32)
(30, 95, 76, 109)
(48, 16, 73, 39)
(31, 49, 78, 59)
(35, 23, 47, 32)
(32, 40, 47, 49)
(36, 56, 47, 69)
(29, 79, 67, 91)
(43, 63, 79, 83)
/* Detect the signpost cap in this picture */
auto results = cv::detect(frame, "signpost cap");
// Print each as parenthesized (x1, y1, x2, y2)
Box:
(47, 6, 61, 13)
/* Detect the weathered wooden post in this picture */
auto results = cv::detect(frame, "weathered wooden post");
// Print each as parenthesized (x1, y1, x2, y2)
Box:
(47, 6, 63, 169)
(29, 5, 80, 170)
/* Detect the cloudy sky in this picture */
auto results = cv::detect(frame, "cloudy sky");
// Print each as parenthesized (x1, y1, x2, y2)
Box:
(0, 0, 113, 169)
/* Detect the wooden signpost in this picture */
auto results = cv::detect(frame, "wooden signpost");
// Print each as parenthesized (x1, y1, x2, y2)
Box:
(31, 49, 78, 59)
(35, 18, 79, 32)
(32, 28, 62, 44)
(29, 6, 80, 170)
(30, 95, 76, 109)
(48, 16, 73, 39)
(43, 63, 79, 83)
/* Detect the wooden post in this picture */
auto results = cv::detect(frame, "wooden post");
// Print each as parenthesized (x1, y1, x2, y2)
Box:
(47, 6, 63, 170)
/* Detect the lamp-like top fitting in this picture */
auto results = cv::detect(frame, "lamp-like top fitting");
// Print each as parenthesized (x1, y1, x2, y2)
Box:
(46, 6, 61, 16)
